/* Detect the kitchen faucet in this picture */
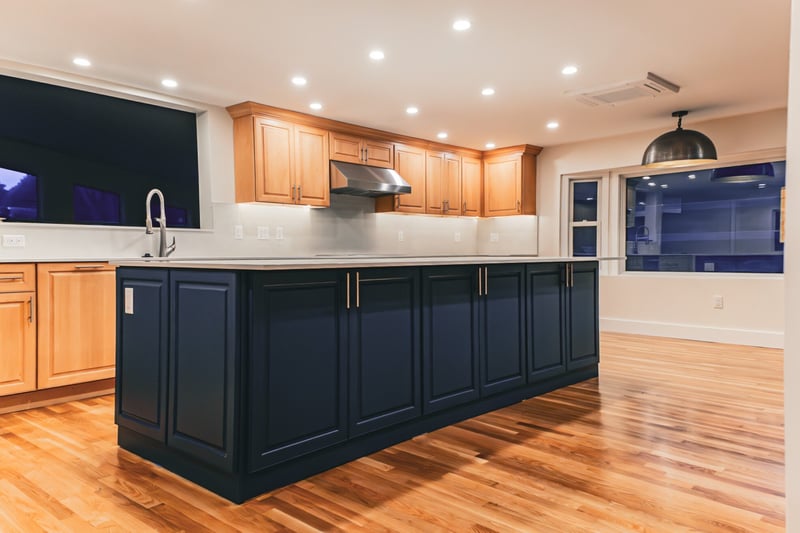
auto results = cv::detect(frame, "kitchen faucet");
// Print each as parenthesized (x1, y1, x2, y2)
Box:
(145, 188, 176, 257)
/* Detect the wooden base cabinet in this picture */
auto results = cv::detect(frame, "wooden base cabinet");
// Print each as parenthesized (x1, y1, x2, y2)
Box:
(526, 262, 599, 383)
(0, 264, 36, 396)
(37, 263, 116, 389)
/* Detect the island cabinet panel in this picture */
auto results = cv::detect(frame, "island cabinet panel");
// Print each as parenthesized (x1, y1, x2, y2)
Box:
(248, 270, 347, 471)
(480, 264, 526, 396)
(567, 262, 599, 370)
(526, 263, 567, 382)
(116, 269, 169, 441)
(167, 271, 239, 473)
(421, 266, 480, 414)
(348, 267, 421, 436)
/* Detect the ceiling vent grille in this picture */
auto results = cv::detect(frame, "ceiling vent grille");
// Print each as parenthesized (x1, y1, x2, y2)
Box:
(569, 72, 680, 107)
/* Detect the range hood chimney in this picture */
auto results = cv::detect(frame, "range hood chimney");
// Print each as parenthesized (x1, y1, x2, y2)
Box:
(330, 161, 412, 197)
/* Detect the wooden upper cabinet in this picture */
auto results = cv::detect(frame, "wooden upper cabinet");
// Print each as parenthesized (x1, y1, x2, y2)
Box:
(426, 151, 462, 215)
(330, 132, 394, 168)
(376, 143, 426, 213)
(231, 112, 330, 207)
(461, 156, 482, 216)
(0, 264, 36, 396)
(483, 145, 541, 217)
(37, 263, 117, 389)
(294, 124, 330, 207)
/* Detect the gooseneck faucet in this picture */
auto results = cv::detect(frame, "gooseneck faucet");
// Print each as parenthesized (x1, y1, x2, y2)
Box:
(145, 188, 176, 257)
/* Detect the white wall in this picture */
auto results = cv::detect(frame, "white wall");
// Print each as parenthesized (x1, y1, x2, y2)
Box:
(784, 0, 799, 528)
(0, 94, 538, 261)
(538, 108, 788, 348)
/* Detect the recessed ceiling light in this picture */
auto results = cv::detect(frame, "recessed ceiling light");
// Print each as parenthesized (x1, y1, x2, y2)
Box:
(309, 102, 322, 111)
(688, 174, 696, 180)
(452, 19, 471, 31)
(642, 176, 651, 180)
(73, 57, 91, 67)
(369, 50, 385, 61)
(561, 65, 578, 75)
(648, 182, 657, 187)
(546, 121, 559, 129)
(485, 142, 496, 149)
(660, 184, 669, 188)
(481, 87, 495, 96)
(437, 132, 448, 139)
(291, 76, 307, 86)
(161, 79, 178, 88)
(406, 106, 419, 115)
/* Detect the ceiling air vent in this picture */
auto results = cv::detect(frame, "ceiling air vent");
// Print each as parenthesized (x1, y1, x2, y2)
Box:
(569, 72, 680, 107)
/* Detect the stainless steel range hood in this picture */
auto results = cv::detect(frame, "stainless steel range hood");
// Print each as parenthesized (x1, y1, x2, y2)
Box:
(330, 161, 412, 197)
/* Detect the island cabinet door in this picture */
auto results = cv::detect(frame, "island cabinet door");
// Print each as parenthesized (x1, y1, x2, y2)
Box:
(248, 270, 347, 472)
(421, 266, 480, 414)
(479, 264, 526, 396)
(526, 263, 567, 383)
(348, 267, 421, 437)
(566, 262, 599, 370)
(115, 268, 169, 442)
(167, 270, 239, 473)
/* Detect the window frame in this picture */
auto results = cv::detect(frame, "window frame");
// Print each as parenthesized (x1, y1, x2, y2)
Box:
(561, 172, 609, 261)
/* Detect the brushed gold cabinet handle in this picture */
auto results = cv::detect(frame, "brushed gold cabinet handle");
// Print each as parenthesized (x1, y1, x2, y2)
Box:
(484, 267, 489, 295)
(0, 274, 24, 281)
(346, 273, 351, 309)
(570, 264, 575, 287)
(478, 267, 482, 296)
(356, 272, 360, 308)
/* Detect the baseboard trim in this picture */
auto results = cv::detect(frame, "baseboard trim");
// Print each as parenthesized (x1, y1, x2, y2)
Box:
(600, 318, 784, 349)
(0, 378, 115, 414)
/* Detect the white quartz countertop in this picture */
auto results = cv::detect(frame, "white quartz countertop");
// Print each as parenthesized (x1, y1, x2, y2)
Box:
(110, 255, 622, 271)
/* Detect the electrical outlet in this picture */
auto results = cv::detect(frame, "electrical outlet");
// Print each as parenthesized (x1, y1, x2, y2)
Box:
(257, 226, 270, 240)
(233, 225, 244, 239)
(2, 234, 26, 247)
(397, 230, 404, 242)
(454, 232, 461, 242)
(489, 232, 499, 242)
(275, 226, 284, 240)
(713, 295, 724, 309)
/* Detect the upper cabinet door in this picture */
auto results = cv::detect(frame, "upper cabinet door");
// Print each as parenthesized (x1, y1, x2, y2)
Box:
(393, 143, 426, 213)
(254, 117, 294, 204)
(425, 151, 445, 215)
(484, 155, 521, 216)
(37, 263, 116, 389)
(461, 156, 482, 216)
(294, 125, 330, 207)
(444, 154, 462, 215)
(329, 132, 363, 164)
(363, 139, 394, 168)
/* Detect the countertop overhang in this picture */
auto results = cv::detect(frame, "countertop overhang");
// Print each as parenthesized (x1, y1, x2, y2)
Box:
(111, 255, 623, 271)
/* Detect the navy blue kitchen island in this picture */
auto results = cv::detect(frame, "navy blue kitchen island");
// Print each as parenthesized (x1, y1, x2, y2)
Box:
(114, 257, 599, 503)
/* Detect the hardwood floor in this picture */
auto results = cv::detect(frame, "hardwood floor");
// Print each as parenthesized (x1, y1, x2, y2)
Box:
(0, 332, 784, 532)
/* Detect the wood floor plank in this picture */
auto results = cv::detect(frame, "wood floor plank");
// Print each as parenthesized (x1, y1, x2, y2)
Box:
(0, 332, 784, 531)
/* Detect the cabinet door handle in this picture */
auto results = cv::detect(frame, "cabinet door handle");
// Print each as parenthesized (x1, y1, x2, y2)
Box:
(484, 267, 489, 295)
(27, 295, 33, 323)
(364, 147, 368, 162)
(570, 264, 575, 287)
(356, 272, 360, 308)
(395, 196, 399, 209)
(74, 264, 105, 269)
(346, 273, 351, 309)
(297, 185, 302, 202)
(516, 200, 521, 212)
(463, 201, 467, 214)
(0, 274, 24, 281)
(478, 267, 482, 296)
(291, 185, 296, 200)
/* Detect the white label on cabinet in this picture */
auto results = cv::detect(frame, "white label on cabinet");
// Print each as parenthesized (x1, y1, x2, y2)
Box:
(124, 287, 134, 314)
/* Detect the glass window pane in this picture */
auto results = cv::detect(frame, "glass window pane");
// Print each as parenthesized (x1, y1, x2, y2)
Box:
(573, 226, 597, 256)
(625, 161, 785, 273)
(573, 181, 598, 222)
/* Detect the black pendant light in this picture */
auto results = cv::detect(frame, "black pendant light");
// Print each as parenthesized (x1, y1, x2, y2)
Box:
(642, 110, 717, 168)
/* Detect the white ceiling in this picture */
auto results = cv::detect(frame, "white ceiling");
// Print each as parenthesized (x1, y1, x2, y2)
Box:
(0, 0, 791, 150)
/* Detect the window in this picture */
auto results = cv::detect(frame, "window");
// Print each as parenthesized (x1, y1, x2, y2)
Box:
(570, 180, 599, 256)
(625, 160, 785, 273)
